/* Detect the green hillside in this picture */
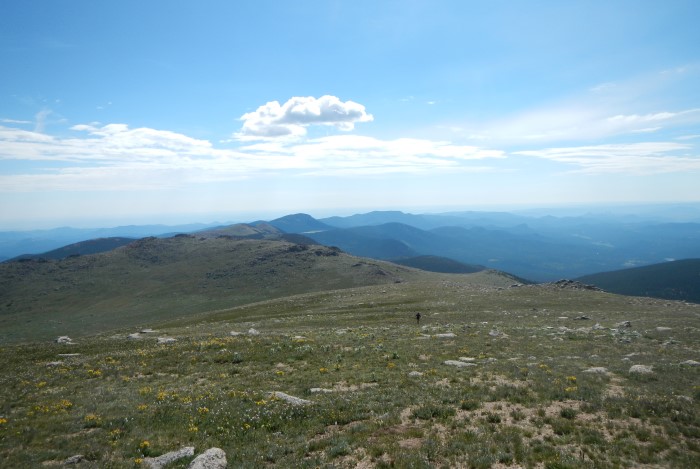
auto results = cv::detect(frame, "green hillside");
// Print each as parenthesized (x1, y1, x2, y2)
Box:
(392, 255, 485, 274)
(0, 235, 427, 344)
(577, 259, 700, 303)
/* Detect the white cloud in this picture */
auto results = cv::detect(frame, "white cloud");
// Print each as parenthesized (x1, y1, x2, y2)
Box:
(515, 142, 700, 174)
(1, 118, 32, 124)
(0, 121, 504, 191)
(236, 95, 373, 139)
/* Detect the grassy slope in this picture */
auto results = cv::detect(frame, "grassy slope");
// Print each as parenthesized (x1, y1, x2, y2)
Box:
(0, 236, 424, 344)
(577, 258, 700, 303)
(0, 276, 698, 468)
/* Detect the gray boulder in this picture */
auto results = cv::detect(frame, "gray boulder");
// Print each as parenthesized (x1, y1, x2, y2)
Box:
(143, 446, 195, 469)
(188, 448, 227, 469)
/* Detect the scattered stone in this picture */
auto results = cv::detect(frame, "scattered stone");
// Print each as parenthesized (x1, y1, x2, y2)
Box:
(408, 371, 423, 377)
(157, 337, 177, 344)
(55, 336, 74, 344)
(187, 448, 226, 469)
(309, 387, 334, 393)
(680, 360, 700, 366)
(656, 326, 672, 332)
(46, 361, 64, 367)
(444, 360, 476, 368)
(629, 364, 653, 374)
(270, 391, 312, 406)
(63, 454, 85, 464)
(127, 333, 142, 340)
(143, 447, 195, 469)
(616, 321, 632, 328)
(458, 357, 476, 362)
(434, 333, 456, 338)
(229, 331, 241, 336)
(247, 328, 260, 336)
(583, 367, 609, 374)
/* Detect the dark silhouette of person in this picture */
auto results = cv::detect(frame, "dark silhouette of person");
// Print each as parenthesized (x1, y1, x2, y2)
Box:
(415, 312, 421, 324)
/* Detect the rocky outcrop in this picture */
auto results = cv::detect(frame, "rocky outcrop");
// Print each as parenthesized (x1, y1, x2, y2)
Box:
(188, 447, 227, 469)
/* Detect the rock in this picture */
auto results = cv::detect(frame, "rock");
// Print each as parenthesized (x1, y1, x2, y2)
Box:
(408, 371, 423, 377)
(309, 387, 333, 393)
(444, 360, 476, 368)
(575, 315, 590, 320)
(270, 391, 312, 406)
(458, 357, 476, 362)
(656, 326, 672, 332)
(592, 323, 605, 330)
(229, 331, 241, 336)
(434, 333, 456, 338)
(157, 337, 177, 344)
(140, 328, 156, 333)
(188, 448, 227, 469)
(128, 333, 142, 339)
(57, 353, 80, 357)
(46, 361, 64, 367)
(583, 367, 608, 374)
(488, 330, 501, 337)
(247, 328, 260, 336)
(680, 360, 700, 366)
(616, 321, 632, 328)
(55, 336, 74, 344)
(64, 454, 85, 464)
(629, 364, 653, 374)
(144, 447, 195, 469)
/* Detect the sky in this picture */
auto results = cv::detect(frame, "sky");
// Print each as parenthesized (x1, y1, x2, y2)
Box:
(1, 0, 700, 229)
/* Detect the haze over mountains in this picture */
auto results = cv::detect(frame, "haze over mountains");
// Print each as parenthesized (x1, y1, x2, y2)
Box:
(4, 206, 700, 279)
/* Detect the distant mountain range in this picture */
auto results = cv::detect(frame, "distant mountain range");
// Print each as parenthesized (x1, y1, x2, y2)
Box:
(266, 212, 700, 282)
(3, 209, 700, 286)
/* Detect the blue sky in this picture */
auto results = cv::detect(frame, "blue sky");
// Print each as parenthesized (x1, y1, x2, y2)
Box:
(1, 0, 700, 228)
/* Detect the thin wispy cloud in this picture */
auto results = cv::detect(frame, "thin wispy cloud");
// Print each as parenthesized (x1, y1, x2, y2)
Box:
(515, 142, 700, 174)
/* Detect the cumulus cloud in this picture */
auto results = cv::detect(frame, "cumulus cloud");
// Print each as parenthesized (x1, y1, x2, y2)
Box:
(236, 95, 373, 139)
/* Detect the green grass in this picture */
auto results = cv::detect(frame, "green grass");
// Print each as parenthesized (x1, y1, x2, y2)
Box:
(1, 277, 699, 467)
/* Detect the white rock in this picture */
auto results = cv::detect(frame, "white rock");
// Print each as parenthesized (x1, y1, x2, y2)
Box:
(434, 333, 456, 338)
(583, 367, 608, 374)
(680, 360, 700, 366)
(64, 454, 84, 464)
(157, 337, 177, 344)
(144, 447, 195, 469)
(444, 360, 476, 368)
(188, 448, 227, 469)
(229, 331, 241, 336)
(247, 328, 260, 336)
(458, 357, 476, 362)
(55, 336, 74, 344)
(309, 387, 334, 393)
(408, 371, 423, 377)
(270, 391, 312, 406)
(656, 326, 672, 332)
(629, 364, 653, 374)
(127, 333, 142, 339)
(140, 328, 156, 333)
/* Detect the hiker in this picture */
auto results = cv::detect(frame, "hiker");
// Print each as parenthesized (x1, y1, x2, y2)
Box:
(415, 312, 421, 324)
